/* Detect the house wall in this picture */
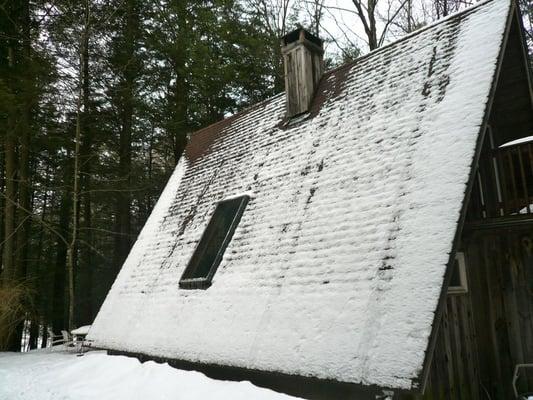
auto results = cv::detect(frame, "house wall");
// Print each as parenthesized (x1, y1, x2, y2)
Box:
(421, 229, 533, 400)
(422, 285, 479, 399)
(468, 229, 533, 399)
(421, 12, 533, 399)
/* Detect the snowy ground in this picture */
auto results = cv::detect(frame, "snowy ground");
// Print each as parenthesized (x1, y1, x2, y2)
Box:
(0, 349, 300, 400)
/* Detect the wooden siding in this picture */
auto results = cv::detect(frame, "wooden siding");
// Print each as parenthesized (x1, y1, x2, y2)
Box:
(421, 229, 533, 400)
(423, 279, 480, 399)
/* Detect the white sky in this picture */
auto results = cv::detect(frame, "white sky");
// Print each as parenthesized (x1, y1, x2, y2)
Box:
(308, 0, 474, 59)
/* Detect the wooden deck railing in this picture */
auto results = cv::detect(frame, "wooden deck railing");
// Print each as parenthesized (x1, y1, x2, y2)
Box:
(467, 139, 533, 222)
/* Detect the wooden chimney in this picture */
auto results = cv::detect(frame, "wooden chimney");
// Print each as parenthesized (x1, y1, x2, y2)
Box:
(281, 28, 324, 118)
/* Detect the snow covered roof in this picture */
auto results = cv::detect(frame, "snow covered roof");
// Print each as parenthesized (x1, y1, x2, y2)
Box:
(89, 0, 513, 392)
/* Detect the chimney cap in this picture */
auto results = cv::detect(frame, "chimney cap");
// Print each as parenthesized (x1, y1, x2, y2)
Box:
(281, 28, 323, 50)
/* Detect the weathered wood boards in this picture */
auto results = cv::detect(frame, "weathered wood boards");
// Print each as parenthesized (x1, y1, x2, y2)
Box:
(421, 230, 533, 400)
(281, 29, 324, 118)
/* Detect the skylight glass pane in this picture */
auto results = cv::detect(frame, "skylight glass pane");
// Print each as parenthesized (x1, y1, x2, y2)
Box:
(179, 195, 249, 289)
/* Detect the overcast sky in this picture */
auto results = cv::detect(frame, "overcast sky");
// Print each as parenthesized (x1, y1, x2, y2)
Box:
(310, 0, 475, 60)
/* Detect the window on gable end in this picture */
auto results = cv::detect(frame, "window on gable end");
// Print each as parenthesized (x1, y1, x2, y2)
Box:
(448, 251, 468, 295)
(179, 195, 250, 290)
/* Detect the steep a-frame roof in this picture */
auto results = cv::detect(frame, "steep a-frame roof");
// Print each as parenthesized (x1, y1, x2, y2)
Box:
(89, 0, 516, 392)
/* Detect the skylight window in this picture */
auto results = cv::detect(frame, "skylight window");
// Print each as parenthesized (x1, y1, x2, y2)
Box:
(179, 195, 249, 289)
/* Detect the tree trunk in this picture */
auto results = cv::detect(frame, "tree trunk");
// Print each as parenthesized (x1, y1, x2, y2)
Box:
(16, 103, 31, 283)
(3, 121, 21, 350)
(172, 74, 188, 165)
(34, 166, 49, 346)
(15, 0, 32, 284)
(16, 123, 31, 350)
(367, 0, 378, 50)
(66, 0, 91, 331)
(67, 92, 83, 332)
(352, 0, 379, 50)
(0, 133, 4, 269)
(52, 185, 70, 334)
(113, 0, 140, 272)
(67, 123, 81, 331)
(29, 320, 39, 350)
(171, 1, 189, 165)
(2, 42, 17, 286)
(77, 0, 93, 326)
(2, 123, 16, 284)
(40, 325, 48, 349)
(147, 127, 154, 212)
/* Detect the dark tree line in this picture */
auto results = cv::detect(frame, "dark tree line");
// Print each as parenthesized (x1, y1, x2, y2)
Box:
(0, 0, 280, 350)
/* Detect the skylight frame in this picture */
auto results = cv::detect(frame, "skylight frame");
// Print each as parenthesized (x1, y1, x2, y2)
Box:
(179, 195, 250, 290)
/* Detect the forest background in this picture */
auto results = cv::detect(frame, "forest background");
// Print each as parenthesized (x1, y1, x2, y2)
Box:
(0, 0, 531, 351)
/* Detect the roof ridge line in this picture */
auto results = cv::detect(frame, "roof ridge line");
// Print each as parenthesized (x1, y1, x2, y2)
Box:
(189, 0, 503, 139)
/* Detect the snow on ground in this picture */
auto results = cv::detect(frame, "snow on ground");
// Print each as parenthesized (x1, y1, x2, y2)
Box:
(71, 325, 91, 336)
(0, 349, 301, 400)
